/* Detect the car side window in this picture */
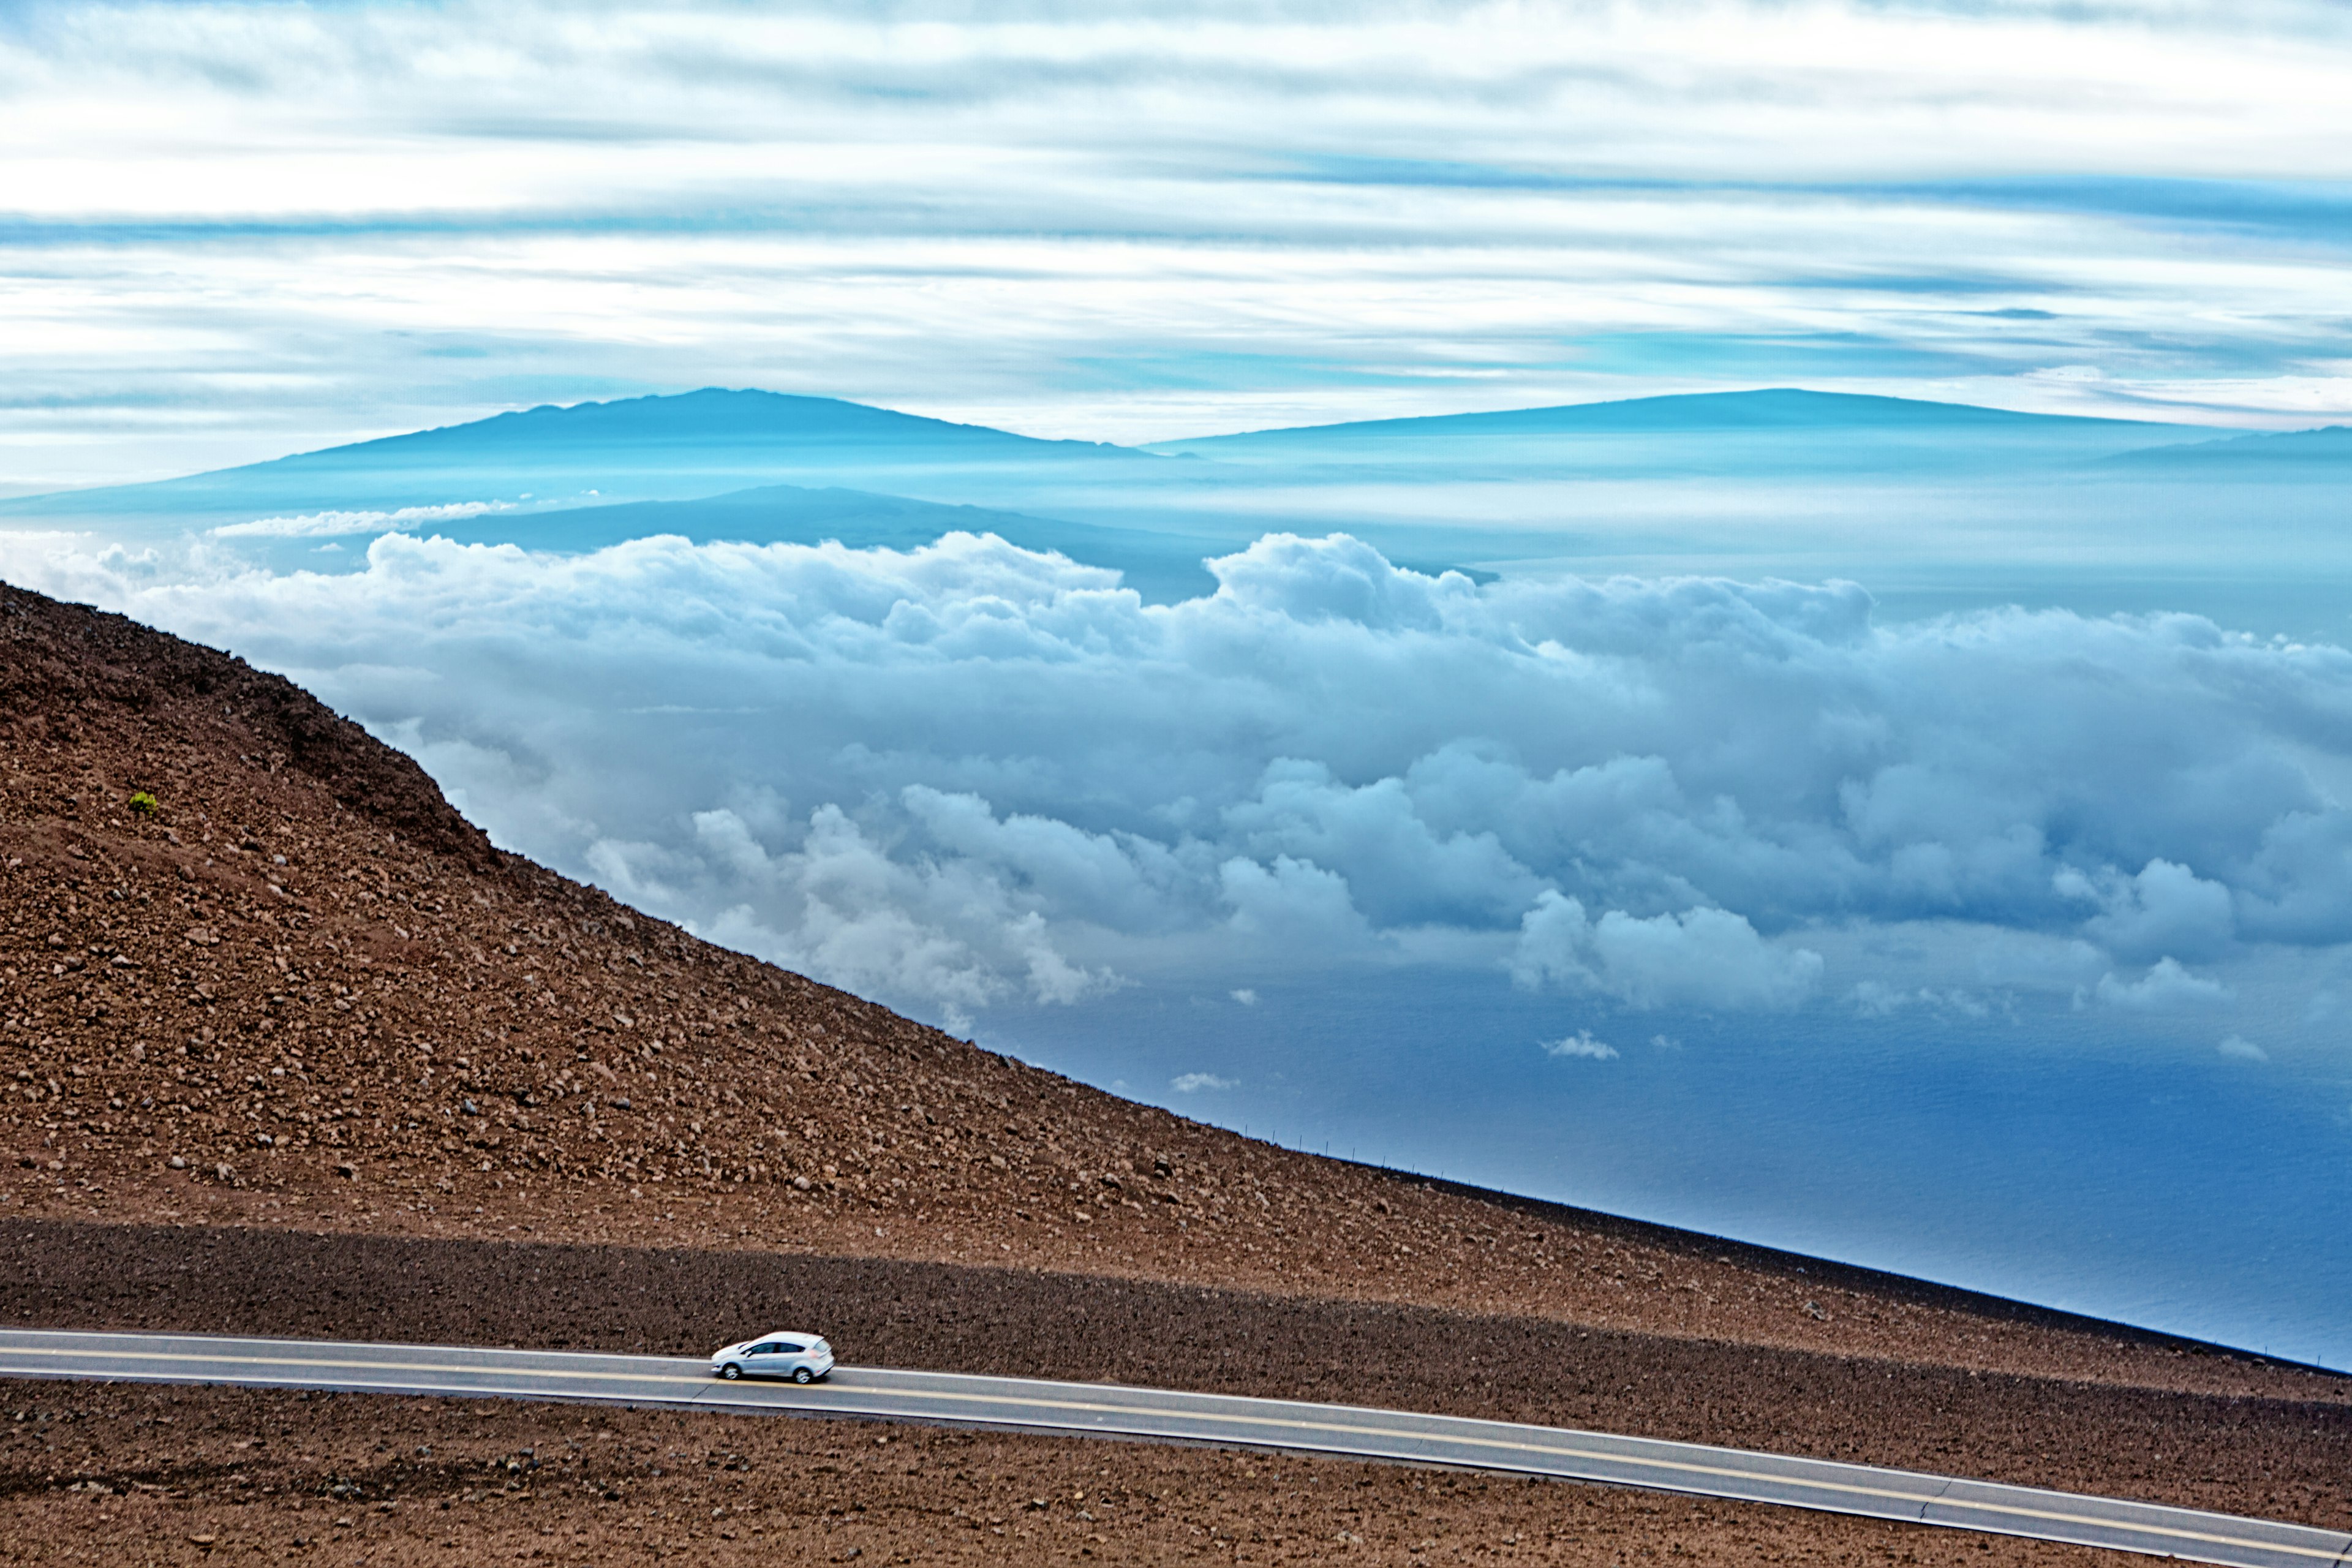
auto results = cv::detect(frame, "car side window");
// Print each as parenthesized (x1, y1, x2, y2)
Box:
(747, 1344, 771, 1355)
(777, 1342, 804, 1354)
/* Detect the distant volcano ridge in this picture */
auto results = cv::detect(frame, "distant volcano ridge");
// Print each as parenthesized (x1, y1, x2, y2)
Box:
(1143, 386, 2217, 450)
(0, 387, 1158, 525)
(2096, 421, 2352, 472)
(273, 386, 1133, 462)
(0, 385, 2241, 521)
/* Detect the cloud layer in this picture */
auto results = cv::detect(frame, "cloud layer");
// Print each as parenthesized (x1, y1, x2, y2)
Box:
(5, 0, 2352, 484)
(10, 526, 2349, 1056)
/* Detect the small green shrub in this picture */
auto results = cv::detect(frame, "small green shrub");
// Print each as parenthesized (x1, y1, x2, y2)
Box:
(128, 791, 159, 816)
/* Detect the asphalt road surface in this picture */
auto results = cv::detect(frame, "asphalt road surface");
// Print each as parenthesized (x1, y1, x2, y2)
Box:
(2, 1328, 2345, 1568)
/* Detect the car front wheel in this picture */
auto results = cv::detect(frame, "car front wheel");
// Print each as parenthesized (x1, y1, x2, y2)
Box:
(719, 1363, 742, 1381)
(792, 1366, 814, 1384)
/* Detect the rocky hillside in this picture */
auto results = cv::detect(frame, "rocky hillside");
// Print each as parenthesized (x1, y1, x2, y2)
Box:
(0, 580, 2334, 1401)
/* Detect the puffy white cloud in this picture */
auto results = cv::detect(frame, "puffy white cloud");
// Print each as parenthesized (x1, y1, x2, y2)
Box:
(2057, 858, 2236, 963)
(1218, 856, 1374, 952)
(1849, 981, 1989, 1019)
(11, 526, 2352, 1047)
(1511, 892, 1823, 1011)
(2218, 1035, 2270, 1062)
(1223, 760, 1540, 929)
(2094, 958, 2235, 1012)
(585, 799, 1120, 1028)
(1540, 1030, 1619, 1061)
(1171, 1072, 1236, 1093)
(213, 502, 515, 539)
(1590, 906, 1825, 1012)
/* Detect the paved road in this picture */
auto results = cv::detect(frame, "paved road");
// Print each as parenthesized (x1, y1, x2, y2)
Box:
(2, 1328, 2345, 1568)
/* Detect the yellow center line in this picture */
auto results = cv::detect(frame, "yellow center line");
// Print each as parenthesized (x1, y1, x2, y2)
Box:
(3, 1344, 2340, 1563)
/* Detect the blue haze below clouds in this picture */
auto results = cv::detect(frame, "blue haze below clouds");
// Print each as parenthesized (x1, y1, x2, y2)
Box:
(1003, 976, 2352, 1366)
(6, 388, 2352, 1367)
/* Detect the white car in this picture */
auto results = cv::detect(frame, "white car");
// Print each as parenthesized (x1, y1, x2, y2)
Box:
(710, 1332, 835, 1384)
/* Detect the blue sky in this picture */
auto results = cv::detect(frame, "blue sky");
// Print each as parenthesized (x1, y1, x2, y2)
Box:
(6, 0, 2352, 488)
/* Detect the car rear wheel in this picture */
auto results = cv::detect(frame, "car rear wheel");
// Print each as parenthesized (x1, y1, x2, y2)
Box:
(792, 1366, 814, 1384)
(719, 1363, 742, 1380)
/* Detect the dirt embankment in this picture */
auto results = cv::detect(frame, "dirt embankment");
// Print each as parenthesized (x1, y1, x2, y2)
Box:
(3, 1380, 2138, 1568)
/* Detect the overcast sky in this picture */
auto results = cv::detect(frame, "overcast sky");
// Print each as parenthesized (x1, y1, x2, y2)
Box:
(6, 0, 2352, 487)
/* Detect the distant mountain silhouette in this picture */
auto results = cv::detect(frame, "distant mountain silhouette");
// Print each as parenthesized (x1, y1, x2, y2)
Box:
(283, 387, 1128, 461)
(0, 386, 2252, 546)
(0, 388, 1158, 529)
(1148, 388, 2209, 451)
(2096, 423, 2352, 475)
